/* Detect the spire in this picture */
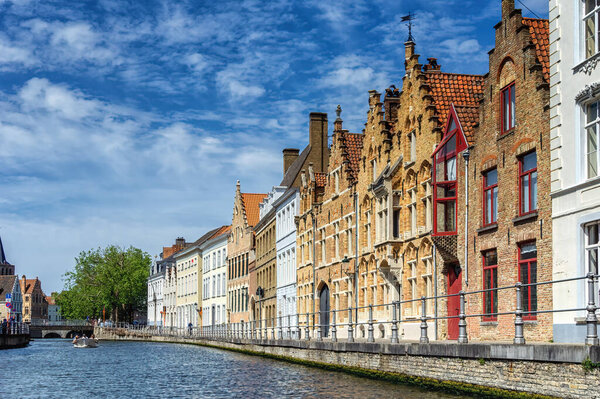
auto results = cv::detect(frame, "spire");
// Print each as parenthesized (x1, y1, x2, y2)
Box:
(0, 236, 7, 264)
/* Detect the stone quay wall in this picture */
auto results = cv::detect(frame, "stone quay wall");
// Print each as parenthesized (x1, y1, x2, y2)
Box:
(95, 327, 600, 399)
(0, 333, 29, 349)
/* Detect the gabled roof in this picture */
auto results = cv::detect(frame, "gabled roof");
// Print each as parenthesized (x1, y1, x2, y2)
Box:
(19, 278, 41, 295)
(241, 193, 267, 227)
(453, 105, 480, 144)
(0, 275, 17, 298)
(426, 72, 485, 123)
(280, 146, 311, 187)
(193, 227, 221, 246)
(209, 225, 231, 239)
(343, 132, 364, 181)
(522, 18, 550, 83)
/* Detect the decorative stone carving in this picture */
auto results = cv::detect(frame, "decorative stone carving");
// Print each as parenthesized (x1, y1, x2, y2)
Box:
(575, 82, 600, 103)
(577, 55, 599, 75)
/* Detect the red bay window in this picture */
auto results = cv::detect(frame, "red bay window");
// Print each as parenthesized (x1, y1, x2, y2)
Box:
(433, 106, 467, 236)
(519, 151, 537, 216)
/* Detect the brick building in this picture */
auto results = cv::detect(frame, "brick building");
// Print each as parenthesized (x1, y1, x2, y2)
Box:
(434, 0, 551, 341)
(227, 181, 266, 324)
(20, 276, 48, 323)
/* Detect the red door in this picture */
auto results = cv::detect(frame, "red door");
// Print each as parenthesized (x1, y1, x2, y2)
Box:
(447, 265, 462, 340)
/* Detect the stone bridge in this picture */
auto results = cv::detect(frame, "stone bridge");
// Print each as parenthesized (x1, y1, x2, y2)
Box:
(29, 324, 94, 339)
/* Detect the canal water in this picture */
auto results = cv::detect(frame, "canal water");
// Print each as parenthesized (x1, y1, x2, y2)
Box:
(7, 340, 461, 398)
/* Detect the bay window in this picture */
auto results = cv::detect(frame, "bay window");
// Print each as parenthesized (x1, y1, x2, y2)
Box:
(483, 249, 498, 321)
(483, 168, 498, 225)
(519, 242, 538, 320)
(501, 83, 516, 133)
(586, 99, 599, 178)
(519, 151, 537, 215)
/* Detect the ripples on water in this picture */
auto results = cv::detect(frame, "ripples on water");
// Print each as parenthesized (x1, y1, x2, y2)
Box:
(6, 340, 460, 399)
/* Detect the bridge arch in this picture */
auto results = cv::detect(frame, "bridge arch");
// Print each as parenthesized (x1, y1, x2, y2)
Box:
(44, 332, 62, 339)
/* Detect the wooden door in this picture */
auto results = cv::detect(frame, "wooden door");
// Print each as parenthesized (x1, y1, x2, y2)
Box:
(319, 285, 330, 337)
(447, 264, 462, 340)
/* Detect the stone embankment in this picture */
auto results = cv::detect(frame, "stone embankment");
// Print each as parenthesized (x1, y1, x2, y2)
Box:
(0, 334, 29, 349)
(95, 327, 600, 399)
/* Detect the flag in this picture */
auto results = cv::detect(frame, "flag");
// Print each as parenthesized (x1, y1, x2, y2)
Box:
(401, 15, 412, 21)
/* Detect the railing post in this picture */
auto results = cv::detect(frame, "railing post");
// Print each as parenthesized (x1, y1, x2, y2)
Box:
(367, 305, 374, 343)
(241, 321, 245, 339)
(317, 309, 322, 341)
(458, 291, 468, 344)
(420, 297, 429, 344)
(514, 282, 526, 344)
(305, 312, 310, 341)
(331, 309, 337, 342)
(278, 316, 283, 340)
(391, 301, 399, 344)
(347, 306, 354, 343)
(296, 314, 301, 340)
(287, 314, 291, 339)
(271, 318, 275, 340)
(586, 272, 599, 345)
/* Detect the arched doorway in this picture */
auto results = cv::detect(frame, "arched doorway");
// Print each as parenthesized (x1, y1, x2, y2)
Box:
(319, 284, 330, 337)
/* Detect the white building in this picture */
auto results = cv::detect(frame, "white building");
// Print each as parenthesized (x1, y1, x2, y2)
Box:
(550, 0, 600, 342)
(202, 227, 230, 327)
(163, 259, 178, 328)
(47, 295, 62, 323)
(273, 187, 299, 337)
(147, 256, 167, 326)
(175, 246, 202, 329)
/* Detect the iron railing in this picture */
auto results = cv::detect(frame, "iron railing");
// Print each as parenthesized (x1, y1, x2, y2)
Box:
(0, 322, 29, 335)
(101, 273, 600, 345)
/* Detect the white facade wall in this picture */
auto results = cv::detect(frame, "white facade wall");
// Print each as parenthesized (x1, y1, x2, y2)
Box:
(275, 189, 299, 336)
(147, 266, 164, 326)
(164, 265, 177, 328)
(202, 236, 228, 327)
(550, 0, 600, 342)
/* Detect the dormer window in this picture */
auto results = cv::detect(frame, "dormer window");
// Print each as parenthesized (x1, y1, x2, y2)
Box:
(433, 106, 467, 236)
(501, 82, 516, 133)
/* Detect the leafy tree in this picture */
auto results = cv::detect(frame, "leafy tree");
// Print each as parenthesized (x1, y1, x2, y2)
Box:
(56, 245, 150, 323)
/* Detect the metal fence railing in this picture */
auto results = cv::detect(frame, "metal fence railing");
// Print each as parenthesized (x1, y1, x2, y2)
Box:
(29, 319, 92, 327)
(99, 273, 600, 346)
(0, 322, 29, 335)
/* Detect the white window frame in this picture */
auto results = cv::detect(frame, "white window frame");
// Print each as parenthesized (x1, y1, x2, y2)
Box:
(582, 0, 600, 60)
(585, 99, 600, 179)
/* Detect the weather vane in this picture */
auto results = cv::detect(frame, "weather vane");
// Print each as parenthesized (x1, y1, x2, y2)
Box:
(401, 12, 415, 42)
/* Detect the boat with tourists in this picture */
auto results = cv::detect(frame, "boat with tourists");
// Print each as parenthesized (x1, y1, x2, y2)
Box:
(72, 335, 98, 348)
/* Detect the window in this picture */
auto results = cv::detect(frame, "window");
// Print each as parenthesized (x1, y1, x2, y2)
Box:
(483, 168, 498, 225)
(501, 83, 516, 133)
(409, 131, 416, 162)
(519, 152, 537, 215)
(319, 228, 326, 263)
(422, 256, 433, 315)
(408, 260, 418, 316)
(371, 159, 378, 181)
(376, 196, 388, 242)
(434, 134, 457, 234)
(345, 215, 353, 255)
(583, 0, 600, 59)
(482, 250, 498, 321)
(365, 211, 372, 248)
(585, 100, 599, 178)
(519, 243, 538, 320)
(585, 221, 599, 305)
(392, 193, 401, 239)
(334, 221, 340, 260)
(333, 169, 340, 194)
(409, 187, 417, 237)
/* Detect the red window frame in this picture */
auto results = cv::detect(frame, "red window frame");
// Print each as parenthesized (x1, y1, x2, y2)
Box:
(433, 106, 467, 236)
(501, 82, 515, 133)
(483, 168, 498, 226)
(518, 242, 537, 320)
(482, 249, 498, 321)
(518, 151, 537, 216)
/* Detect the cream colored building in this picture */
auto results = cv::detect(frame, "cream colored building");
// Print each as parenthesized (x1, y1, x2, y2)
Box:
(175, 247, 201, 329)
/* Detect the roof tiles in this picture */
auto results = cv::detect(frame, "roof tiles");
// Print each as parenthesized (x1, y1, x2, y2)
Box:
(315, 172, 327, 187)
(241, 193, 267, 227)
(522, 18, 550, 83)
(454, 105, 480, 144)
(343, 132, 364, 181)
(426, 72, 485, 122)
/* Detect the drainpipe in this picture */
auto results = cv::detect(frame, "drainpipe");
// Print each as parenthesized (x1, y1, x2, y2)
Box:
(433, 244, 438, 340)
(354, 191, 359, 326)
(463, 149, 470, 287)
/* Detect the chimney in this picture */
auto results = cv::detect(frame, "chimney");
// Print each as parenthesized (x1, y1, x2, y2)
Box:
(405, 40, 415, 61)
(175, 237, 185, 247)
(502, 0, 515, 18)
(282, 148, 299, 175)
(309, 112, 329, 173)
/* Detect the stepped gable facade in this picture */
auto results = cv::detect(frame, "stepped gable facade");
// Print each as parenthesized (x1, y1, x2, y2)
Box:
(227, 181, 266, 324)
(448, 0, 551, 341)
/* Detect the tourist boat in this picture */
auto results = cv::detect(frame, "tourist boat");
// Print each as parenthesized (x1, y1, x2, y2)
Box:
(73, 337, 98, 348)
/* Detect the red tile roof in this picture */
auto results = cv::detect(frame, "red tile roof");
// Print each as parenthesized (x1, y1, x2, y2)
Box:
(343, 132, 363, 181)
(315, 172, 327, 187)
(426, 72, 485, 123)
(454, 105, 480, 144)
(522, 18, 550, 83)
(46, 296, 55, 305)
(210, 225, 231, 239)
(19, 278, 41, 295)
(241, 193, 267, 227)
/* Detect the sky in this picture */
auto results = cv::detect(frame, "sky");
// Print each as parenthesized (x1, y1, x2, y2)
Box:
(0, 0, 549, 293)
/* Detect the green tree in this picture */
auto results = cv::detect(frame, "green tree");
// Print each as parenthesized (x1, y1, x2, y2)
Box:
(56, 245, 150, 323)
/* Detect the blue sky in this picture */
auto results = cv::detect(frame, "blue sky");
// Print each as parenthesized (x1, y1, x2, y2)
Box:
(0, 0, 548, 293)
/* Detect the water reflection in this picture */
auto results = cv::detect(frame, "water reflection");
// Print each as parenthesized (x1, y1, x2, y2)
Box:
(7, 340, 460, 398)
